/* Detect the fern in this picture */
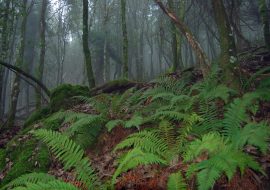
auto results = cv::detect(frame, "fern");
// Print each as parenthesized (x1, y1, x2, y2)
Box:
(186, 148, 261, 190)
(153, 111, 188, 122)
(106, 119, 125, 132)
(114, 130, 168, 156)
(31, 129, 98, 189)
(12, 180, 79, 190)
(158, 120, 176, 149)
(1, 173, 56, 190)
(183, 133, 226, 162)
(111, 148, 167, 186)
(167, 172, 187, 190)
(222, 92, 261, 136)
(184, 133, 262, 190)
(124, 114, 143, 129)
(231, 122, 270, 154)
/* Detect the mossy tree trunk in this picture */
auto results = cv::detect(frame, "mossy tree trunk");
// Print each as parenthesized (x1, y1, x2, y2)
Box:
(7, 0, 28, 127)
(83, 0, 95, 88)
(36, 0, 47, 109)
(121, 0, 129, 78)
(258, 0, 270, 51)
(168, 0, 179, 72)
(0, 0, 11, 118)
(212, 0, 240, 89)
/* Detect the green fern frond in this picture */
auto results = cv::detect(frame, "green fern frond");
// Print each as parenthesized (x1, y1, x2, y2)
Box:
(106, 119, 125, 132)
(31, 129, 98, 188)
(222, 92, 261, 136)
(124, 115, 143, 129)
(1, 173, 55, 190)
(186, 148, 261, 190)
(153, 111, 187, 122)
(167, 172, 187, 190)
(231, 122, 270, 154)
(151, 92, 176, 102)
(114, 130, 168, 156)
(177, 113, 203, 150)
(158, 120, 176, 149)
(12, 180, 79, 190)
(183, 133, 226, 162)
(112, 148, 167, 186)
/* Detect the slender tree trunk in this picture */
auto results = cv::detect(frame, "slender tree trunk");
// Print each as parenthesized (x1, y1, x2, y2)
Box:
(168, 0, 179, 72)
(259, 0, 270, 51)
(155, 0, 210, 77)
(7, 0, 28, 127)
(0, 0, 11, 117)
(121, 0, 129, 78)
(35, 0, 47, 109)
(83, 0, 95, 88)
(212, 0, 240, 89)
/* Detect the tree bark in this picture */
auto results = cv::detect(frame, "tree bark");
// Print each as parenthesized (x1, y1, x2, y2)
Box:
(0, 0, 11, 117)
(7, 0, 28, 127)
(154, 0, 210, 77)
(211, 0, 240, 89)
(259, 0, 270, 51)
(121, 0, 129, 78)
(83, 0, 95, 88)
(36, 0, 47, 109)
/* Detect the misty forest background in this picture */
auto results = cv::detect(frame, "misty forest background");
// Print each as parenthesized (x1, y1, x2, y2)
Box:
(0, 0, 269, 125)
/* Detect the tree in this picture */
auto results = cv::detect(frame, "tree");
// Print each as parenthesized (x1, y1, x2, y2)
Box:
(0, 0, 11, 118)
(36, 0, 48, 109)
(258, 0, 270, 51)
(7, 0, 29, 127)
(211, 0, 240, 89)
(83, 0, 95, 88)
(154, 0, 210, 77)
(121, 0, 129, 78)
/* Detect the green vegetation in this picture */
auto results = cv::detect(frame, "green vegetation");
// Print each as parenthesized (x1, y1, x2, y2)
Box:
(49, 84, 89, 112)
(1, 68, 270, 190)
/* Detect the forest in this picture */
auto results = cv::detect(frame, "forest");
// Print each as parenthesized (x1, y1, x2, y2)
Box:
(0, 0, 270, 189)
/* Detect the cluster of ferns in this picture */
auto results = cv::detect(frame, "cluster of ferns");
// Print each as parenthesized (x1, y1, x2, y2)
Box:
(2, 67, 270, 190)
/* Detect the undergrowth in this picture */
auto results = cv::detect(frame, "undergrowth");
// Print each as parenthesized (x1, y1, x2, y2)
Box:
(2, 67, 270, 190)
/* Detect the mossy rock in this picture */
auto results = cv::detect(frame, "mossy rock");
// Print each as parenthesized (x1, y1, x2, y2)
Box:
(1, 139, 50, 187)
(50, 84, 89, 112)
(24, 106, 51, 127)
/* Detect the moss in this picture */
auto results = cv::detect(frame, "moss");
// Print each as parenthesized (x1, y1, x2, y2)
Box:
(24, 106, 50, 127)
(0, 149, 6, 170)
(1, 140, 50, 186)
(50, 84, 89, 112)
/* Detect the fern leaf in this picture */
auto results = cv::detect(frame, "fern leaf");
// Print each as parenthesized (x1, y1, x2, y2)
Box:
(183, 133, 226, 162)
(167, 172, 187, 190)
(12, 180, 79, 190)
(124, 115, 143, 129)
(112, 148, 167, 186)
(231, 122, 270, 154)
(106, 119, 124, 132)
(31, 129, 98, 188)
(114, 130, 168, 156)
(1, 173, 55, 190)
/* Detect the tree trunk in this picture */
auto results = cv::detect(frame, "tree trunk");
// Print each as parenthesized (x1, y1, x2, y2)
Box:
(7, 0, 28, 127)
(83, 0, 95, 88)
(259, 0, 270, 51)
(211, 0, 240, 89)
(36, 0, 47, 109)
(121, 0, 129, 78)
(168, 0, 179, 72)
(155, 0, 210, 77)
(0, 0, 11, 117)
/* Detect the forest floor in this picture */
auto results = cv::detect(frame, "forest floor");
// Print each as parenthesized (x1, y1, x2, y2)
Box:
(1, 47, 270, 190)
